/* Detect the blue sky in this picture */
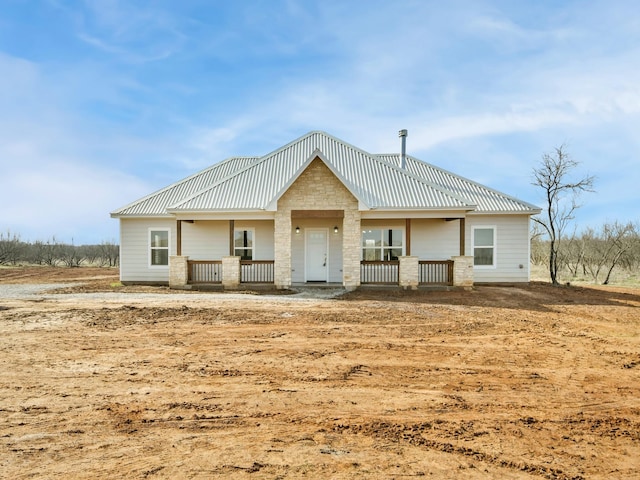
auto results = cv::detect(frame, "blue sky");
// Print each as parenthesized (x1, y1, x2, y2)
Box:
(1, 0, 638, 244)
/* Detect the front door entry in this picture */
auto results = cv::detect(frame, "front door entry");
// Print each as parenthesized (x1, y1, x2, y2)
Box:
(306, 229, 328, 282)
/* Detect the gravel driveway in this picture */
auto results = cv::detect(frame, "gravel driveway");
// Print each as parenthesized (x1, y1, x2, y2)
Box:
(0, 283, 346, 303)
(0, 284, 82, 299)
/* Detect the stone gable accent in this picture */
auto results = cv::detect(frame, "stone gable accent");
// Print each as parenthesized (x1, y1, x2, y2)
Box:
(275, 157, 361, 289)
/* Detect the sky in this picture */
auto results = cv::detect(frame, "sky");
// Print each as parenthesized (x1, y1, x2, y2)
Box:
(1, 0, 638, 244)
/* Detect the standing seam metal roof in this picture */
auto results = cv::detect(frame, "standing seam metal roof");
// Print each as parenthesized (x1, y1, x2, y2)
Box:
(167, 131, 472, 211)
(111, 131, 539, 216)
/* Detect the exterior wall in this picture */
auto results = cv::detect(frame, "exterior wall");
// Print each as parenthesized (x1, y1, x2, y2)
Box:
(410, 218, 460, 259)
(181, 221, 228, 260)
(466, 214, 531, 283)
(182, 220, 275, 261)
(119, 218, 176, 283)
(276, 158, 360, 289)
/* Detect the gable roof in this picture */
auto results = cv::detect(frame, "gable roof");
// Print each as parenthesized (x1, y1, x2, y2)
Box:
(111, 131, 539, 217)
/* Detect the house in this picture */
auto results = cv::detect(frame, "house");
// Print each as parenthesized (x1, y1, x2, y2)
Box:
(110, 130, 540, 290)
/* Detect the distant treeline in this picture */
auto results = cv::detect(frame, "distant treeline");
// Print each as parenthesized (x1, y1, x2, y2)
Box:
(531, 221, 640, 284)
(0, 231, 119, 267)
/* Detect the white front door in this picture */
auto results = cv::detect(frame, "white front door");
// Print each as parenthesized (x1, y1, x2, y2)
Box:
(306, 229, 328, 282)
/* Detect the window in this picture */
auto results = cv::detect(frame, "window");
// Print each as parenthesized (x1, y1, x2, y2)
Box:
(234, 229, 253, 260)
(473, 226, 495, 267)
(149, 229, 169, 266)
(362, 228, 403, 261)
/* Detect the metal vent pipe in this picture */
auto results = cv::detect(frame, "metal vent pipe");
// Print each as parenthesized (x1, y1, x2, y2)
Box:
(398, 129, 408, 169)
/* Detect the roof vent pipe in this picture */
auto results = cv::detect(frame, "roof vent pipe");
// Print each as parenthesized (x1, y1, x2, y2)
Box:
(398, 129, 408, 169)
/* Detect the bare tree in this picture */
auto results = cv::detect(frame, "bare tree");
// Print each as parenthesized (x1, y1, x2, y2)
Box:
(0, 230, 24, 265)
(600, 221, 637, 284)
(565, 228, 589, 278)
(98, 240, 119, 267)
(532, 145, 594, 285)
(33, 237, 63, 266)
(59, 243, 85, 268)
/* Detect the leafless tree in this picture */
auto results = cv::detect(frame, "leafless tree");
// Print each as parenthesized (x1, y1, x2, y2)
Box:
(98, 241, 119, 267)
(532, 145, 594, 285)
(599, 221, 637, 284)
(32, 237, 63, 266)
(59, 243, 85, 268)
(0, 230, 24, 265)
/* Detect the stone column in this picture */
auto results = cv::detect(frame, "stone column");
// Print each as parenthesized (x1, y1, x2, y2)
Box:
(342, 210, 361, 290)
(399, 256, 419, 290)
(274, 211, 292, 289)
(452, 255, 474, 288)
(222, 256, 241, 289)
(169, 255, 189, 289)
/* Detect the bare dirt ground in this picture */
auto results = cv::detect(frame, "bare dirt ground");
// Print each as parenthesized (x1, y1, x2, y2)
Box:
(1, 267, 639, 479)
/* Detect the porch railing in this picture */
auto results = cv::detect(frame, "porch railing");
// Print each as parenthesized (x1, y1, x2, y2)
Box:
(188, 260, 222, 284)
(241, 260, 274, 283)
(419, 260, 454, 286)
(360, 260, 399, 284)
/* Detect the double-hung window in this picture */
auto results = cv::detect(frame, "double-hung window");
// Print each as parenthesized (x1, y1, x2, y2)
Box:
(234, 229, 254, 260)
(149, 229, 169, 266)
(473, 226, 496, 267)
(362, 228, 403, 261)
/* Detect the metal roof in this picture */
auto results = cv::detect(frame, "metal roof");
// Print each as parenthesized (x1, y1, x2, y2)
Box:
(377, 154, 541, 213)
(110, 156, 259, 216)
(111, 131, 540, 217)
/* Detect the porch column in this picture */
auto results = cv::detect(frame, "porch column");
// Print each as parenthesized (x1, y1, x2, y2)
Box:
(274, 210, 292, 289)
(169, 255, 189, 289)
(342, 209, 361, 290)
(399, 256, 419, 290)
(459, 218, 466, 256)
(452, 255, 474, 288)
(222, 256, 240, 289)
(177, 220, 182, 256)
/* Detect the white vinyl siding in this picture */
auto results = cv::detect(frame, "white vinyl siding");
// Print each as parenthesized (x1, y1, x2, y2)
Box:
(120, 218, 175, 283)
(410, 219, 460, 260)
(181, 221, 228, 261)
(466, 215, 531, 283)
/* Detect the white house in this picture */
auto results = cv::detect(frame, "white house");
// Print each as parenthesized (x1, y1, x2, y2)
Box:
(110, 131, 540, 290)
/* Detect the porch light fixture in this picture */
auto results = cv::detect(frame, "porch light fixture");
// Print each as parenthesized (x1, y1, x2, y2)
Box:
(333, 226, 339, 234)
(295, 226, 300, 234)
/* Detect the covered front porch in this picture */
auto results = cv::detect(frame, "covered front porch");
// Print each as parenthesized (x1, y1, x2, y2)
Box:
(167, 215, 474, 290)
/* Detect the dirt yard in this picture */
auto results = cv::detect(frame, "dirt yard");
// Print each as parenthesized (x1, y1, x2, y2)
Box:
(1, 267, 639, 479)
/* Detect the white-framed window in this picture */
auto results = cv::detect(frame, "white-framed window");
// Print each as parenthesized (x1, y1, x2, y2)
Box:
(472, 226, 496, 267)
(234, 229, 254, 260)
(149, 228, 170, 267)
(361, 228, 404, 261)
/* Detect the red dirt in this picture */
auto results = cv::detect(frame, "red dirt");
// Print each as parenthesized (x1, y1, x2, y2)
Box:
(1, 267, 639, 478)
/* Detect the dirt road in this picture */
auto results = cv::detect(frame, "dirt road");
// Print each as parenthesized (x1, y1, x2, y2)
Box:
(1, 267, 639, 479)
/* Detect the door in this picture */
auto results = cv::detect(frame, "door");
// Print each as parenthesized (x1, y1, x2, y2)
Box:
(306, 229, 328, 282)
